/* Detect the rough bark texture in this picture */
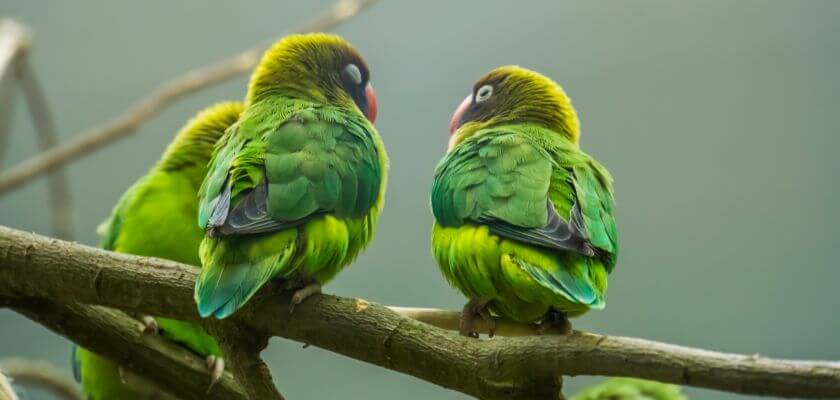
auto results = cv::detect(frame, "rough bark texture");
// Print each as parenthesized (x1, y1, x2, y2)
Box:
(207, 320, 285, 400)
(2, 297, 245, 400)
(1, 225, 839, 399)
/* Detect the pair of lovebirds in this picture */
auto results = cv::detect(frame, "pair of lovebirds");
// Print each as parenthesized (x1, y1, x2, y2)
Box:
(74, 32, 617, 399)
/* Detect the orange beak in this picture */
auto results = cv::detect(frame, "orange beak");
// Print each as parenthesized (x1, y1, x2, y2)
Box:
(365, 83, 377, 123)
(449, 94, 472, 135)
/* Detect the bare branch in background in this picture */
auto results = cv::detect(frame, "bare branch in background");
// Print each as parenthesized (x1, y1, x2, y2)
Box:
(0, 20, 75, 239)
(0, 0, 380, 195)
(15, 54, 75, 240)
(1, 225, 838, 400)
(0, 20, 29, 169)
(0, 358, 82, 400)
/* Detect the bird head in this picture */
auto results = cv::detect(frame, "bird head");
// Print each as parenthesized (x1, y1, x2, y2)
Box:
(448, 66, 579, 148)
(246, 33, 377, 123)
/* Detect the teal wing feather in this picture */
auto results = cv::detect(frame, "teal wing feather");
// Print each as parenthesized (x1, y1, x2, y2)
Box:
(196, 106, 381, 318)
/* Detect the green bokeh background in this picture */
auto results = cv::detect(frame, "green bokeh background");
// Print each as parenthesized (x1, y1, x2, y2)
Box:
(2, 1, 838, 398)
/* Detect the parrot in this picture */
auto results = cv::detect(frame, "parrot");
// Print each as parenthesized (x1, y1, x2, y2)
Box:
(73, 101, 244, 399)
(571, 378, 687, 400)
(431, 66, 618, 337)
(194, 33, 386, 319)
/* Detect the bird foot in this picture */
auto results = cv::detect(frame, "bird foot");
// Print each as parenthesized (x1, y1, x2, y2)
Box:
(539, 309, 572, 335)
(289, 283, 322, 313)
(140, 315, 159, 334)
(459, 298, 493, 338)
(205, 355, 225, 393)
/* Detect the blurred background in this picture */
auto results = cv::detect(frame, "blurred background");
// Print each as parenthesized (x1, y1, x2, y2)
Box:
(2, 0, 839, 398)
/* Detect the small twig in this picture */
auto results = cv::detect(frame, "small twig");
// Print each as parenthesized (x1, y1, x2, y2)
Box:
(0, 358, 81, 400)
(0, 0, 379, 195)
(0, 20, 29, 168)
(0, 371, 18, 400)
(14, 53, 75, 240)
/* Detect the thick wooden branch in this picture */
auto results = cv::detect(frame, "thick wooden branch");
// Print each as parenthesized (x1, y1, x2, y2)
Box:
(1, 225, 839, 399)
(0, 297, 246, 400)
(0, 0, 378, 195)
(207, 320, 285, 400)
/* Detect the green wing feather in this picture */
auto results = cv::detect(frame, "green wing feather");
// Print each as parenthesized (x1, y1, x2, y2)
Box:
(432, 125, 617, 306)
(432, 130, 552, 228)
(196, 101, 382, 318)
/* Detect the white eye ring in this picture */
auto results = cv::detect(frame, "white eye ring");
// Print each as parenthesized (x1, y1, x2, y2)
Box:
(475, 84, 493, 103)
(344, 63, 363, 85)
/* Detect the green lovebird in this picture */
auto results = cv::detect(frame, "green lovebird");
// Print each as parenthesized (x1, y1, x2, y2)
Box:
(73, 102, 243, 399)
(195, 33, 386, 319)
(571, 378, 687, 400)
(431, 66, 618, 337)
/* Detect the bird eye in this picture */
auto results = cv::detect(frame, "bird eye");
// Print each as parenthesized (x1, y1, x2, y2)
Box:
(343, 63, 363, 85)
(475, 84, 493, 103)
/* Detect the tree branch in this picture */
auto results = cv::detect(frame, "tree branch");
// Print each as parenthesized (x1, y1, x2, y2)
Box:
(207, 320, 285, 400)
(0, 371, 18, 400)
(0, 296, 246, 400)
(0, 0, 378, 195)
(1, 225, 839, 399)
(0, 358, 82, 400)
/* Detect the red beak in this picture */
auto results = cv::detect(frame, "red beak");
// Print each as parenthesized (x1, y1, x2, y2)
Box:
(449, 94, 472, 135)
(365, 83, 378, 124)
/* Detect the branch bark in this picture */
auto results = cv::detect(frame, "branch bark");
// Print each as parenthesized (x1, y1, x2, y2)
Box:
(207, 320, 285, 400)
(0, 0, 379, 195)
(0, 297, 246, 400)
(1, 226, 838, 399)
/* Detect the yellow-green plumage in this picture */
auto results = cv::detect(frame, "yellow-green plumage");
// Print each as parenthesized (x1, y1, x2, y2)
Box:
(74, 102, 243, 399)
(432, 66, 617, 325)
(195, 33, 386, 318)
(571, 378, 687, 400)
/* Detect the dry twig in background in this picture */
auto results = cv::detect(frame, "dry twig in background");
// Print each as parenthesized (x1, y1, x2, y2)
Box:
(15, 55, 75, 240)
(1, 225, 839, 400)
(0, 20, 75, 240)
(0, 20, 29, 167)
(0, 358, 82, 400)
(0, 0, 379, 196)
